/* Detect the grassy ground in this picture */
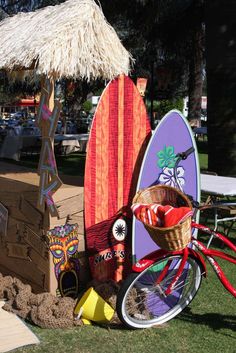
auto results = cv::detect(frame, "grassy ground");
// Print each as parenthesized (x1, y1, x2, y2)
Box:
(3, 139, 236, 353)
(15, 236, 236, 353)
(197, 139, 208, 171)
(4, 152, 86, 177)
(2, 138, 208, 177)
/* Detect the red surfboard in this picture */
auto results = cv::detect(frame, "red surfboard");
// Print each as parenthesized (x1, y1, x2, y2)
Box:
(84, 74, 151, 282)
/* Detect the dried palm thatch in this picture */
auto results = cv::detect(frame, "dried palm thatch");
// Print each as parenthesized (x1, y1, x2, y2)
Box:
(0, 0, 133, 80)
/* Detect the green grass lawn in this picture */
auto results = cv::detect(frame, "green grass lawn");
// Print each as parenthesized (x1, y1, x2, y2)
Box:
(198, 153, 208, 171)
(197, 139, 208, 171)
(15, 262, 236, 353)
(3, 139, 208, 177)
(5, 152, 86, 177)
(14, 228, 235, 353)
(3, 140, 236, 353)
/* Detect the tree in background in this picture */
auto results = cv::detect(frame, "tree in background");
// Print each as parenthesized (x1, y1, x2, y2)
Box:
(1, 0, 235, 175)
(101, 0, 205, 126)
(0, 0, 64, 13)
(102, 0, 236, 175)
(206, 1, 236, 175)
(1, 0, 203, 122)
(185, 0, 205, 126)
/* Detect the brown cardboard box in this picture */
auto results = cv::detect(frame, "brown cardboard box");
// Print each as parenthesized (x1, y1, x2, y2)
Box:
(0, 162, 87, 294)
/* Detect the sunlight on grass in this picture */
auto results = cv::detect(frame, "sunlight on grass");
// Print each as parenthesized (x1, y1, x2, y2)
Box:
(15, 227, 235, 353)
(15, 150, 208, 177)
(199, 153, 208, 170)
(2, 140, 235, 353)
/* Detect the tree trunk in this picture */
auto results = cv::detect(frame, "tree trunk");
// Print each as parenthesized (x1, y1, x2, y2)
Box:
(188, 24, 204, 127)
(206, 0, 236, 176)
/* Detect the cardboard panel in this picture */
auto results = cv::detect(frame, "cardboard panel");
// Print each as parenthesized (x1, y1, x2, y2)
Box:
(0, 191, 20, 208)
(0, 248, 47, 291)
(0, 263, 44, 293)
(0, 160, 89, 293)
(28, 248, 49, 290)
(19, 197, 43, 226)
(67, 211, 84, 234)
(56, 193, 84, 219)
(6, 242, 29, 260)
(0, 202, 8, 237)
(22, 225, 48, 258)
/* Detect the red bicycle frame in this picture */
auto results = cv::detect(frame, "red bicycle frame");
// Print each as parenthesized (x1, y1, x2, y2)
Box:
(133, 222, 236, 298)
(192, 222, 236, 297)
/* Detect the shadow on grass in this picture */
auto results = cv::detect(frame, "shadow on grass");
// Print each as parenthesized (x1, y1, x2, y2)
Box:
(178, 307, 236, 334)
(102, 322, 169, 332)
(0, 152, 86, 175)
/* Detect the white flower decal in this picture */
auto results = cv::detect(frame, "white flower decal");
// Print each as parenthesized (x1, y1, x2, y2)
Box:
(158, 166, 185, 191)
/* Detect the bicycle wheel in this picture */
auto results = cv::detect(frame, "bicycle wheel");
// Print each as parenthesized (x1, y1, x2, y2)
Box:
(116, 254, 202, 329)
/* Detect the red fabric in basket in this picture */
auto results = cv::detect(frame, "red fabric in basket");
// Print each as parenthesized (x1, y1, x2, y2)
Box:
(131, 203, 192, 227)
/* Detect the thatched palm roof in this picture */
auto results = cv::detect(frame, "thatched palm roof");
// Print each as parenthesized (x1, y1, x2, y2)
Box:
(0, 0, 133, 80)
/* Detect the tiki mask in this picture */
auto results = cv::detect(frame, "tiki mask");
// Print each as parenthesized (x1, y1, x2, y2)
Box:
(47, 223, 79, 297)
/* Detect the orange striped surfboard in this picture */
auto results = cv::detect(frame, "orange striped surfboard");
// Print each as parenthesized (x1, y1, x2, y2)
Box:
(84, 74, 151, 282)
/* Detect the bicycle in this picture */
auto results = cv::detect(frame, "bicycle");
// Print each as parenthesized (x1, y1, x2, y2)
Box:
(116, 148, 236, 329)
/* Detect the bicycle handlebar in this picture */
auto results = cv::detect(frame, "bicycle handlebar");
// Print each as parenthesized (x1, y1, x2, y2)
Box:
(173, 147, 195, 191)
(175, 147, 195, 161)
(173, 148, 236, 212)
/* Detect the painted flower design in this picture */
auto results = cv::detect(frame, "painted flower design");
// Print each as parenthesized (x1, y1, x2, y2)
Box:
(157, 145, 177, 168)
(48, 224, 78, 237)
(158, 166, 185, 191)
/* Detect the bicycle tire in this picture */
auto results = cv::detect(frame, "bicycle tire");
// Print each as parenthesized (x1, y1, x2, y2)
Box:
(116, 254, 203, 329)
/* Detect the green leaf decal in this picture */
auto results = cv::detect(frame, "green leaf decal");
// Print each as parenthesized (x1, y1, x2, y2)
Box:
(157, 145, 177, 169)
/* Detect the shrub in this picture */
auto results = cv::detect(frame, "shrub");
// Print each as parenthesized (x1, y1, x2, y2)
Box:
(156, 98, 184, 119)
(82, 100, 93, 113)
(146, 98, 184, 120)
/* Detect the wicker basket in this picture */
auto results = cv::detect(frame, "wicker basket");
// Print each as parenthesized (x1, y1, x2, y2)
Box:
(133, 185, 192, 251)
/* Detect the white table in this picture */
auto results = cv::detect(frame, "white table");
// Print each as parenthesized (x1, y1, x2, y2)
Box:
(200, 173, 236, 240)
(54, 134, 88, 153)
(201, 174, 236, 197)
(0, 135, 40, 161)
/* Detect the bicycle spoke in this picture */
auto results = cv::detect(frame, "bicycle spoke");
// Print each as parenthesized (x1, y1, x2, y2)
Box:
(118, 255, 202, 328)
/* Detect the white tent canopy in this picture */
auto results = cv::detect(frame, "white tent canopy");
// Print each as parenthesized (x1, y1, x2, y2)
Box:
(0, 0, 133, 80)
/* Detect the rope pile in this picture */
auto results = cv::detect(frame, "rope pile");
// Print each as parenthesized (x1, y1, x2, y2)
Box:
(0, 273, 120, 328)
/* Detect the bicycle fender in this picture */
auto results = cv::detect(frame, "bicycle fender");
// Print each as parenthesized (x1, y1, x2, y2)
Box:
(132, 249, 170, 272)
(132, 248, 207, 277)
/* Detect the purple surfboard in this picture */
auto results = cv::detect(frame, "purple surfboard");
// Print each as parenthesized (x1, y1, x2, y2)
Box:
(133, 110, 200, 262)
